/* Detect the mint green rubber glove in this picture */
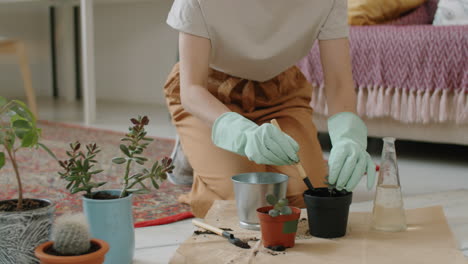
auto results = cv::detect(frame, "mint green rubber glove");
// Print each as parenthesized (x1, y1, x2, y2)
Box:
(328, 112, 376, 192)
(212, 112, 299, 165)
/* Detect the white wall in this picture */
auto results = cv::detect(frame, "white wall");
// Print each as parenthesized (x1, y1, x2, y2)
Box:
(0, 3, 52, 98)
(0, 1, 178, 106)
(94, 1, 178, 105)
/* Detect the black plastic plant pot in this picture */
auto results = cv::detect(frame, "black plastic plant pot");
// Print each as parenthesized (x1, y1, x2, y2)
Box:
(303, 188, 353, 238)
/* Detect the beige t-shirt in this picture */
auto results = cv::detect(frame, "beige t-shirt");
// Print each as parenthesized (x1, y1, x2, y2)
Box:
(167, 0, 349, 82)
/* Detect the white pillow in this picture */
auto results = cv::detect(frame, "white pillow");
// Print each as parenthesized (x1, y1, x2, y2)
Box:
(433, 0, 468, 25)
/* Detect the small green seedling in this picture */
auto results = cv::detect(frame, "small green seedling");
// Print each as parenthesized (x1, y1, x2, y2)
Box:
(266, 194, 292, 217)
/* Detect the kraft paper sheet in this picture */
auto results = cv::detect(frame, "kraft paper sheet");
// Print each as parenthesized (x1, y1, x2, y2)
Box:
(170, 200, 467, 264)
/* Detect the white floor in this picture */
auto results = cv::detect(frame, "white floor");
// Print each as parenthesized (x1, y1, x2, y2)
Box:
(37, 97, 468, 263)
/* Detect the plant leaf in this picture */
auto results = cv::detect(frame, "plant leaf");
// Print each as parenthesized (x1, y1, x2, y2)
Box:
(280, 206, 292, 216)
(119, 144, 130, 156)
(20, 131, 36, 147)
(0, 152, 5, 170)
(150, 177, 159, 189)
(266, 194, 278, 206)
(66, 181, 74, 190)
(0, 96, 7, 107)
(129, 173, 143, 179)
(151, 161, 159, 173)
(38, 143, 57, 160)
(278, 198, 288, 207)
(71, 186, 89, 194)
(274, 204, 283, 211)
(10, 100, 35, 123)
(12, 119, 32, 139)
(112, 157, 126, 164)
(134, 156, 148, 162)
(65, 176, 78, 181)
(268, 209, 280, 217)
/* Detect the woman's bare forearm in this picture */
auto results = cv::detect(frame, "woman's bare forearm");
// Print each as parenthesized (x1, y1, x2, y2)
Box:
(325, 80, 357, 116)
(180, 84, 230, 126)
(179, 32, 230, 127)
(319, 38, 357, 116)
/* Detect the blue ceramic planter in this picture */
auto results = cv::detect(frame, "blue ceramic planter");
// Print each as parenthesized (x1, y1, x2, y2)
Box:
(83, 190, 134, 264)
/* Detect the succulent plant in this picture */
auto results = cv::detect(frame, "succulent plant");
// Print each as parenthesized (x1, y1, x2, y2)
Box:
(266, 194, 292, 217)
(58, 116, 174, 199)
(112, 116, 174, 198)
(52, 213, 91, 256)
(58, 142, 106, 197)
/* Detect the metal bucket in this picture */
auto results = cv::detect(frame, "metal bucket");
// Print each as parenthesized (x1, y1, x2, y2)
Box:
(232, 172, 288, 230)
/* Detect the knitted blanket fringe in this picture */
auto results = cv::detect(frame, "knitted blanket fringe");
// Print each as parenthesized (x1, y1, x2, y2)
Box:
(311, 84, 468, 124)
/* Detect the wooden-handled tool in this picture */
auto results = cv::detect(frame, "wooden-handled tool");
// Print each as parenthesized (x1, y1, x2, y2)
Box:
(192, 219, 250, 249)
(271, 119, 315, 192)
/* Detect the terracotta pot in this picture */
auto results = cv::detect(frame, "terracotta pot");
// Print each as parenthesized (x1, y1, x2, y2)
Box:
(34, 239, 109, 264)
(256, 206, 301, 248)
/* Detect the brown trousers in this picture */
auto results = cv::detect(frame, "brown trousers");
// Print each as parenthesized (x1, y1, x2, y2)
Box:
(164, 64, 327, 217)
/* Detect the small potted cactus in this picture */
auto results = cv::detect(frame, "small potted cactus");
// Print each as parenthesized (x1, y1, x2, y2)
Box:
(303, 176, 353, 238)
(256, 194, 301, 249)
(35, 213, 109, 264)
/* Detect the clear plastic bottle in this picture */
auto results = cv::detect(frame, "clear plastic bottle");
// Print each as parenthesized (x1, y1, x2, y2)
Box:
(371, 137, 407, 232)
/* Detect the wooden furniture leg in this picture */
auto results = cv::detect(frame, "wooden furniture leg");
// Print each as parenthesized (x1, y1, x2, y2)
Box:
(15, 41, 38, 118)
(0, 40, 38, 118)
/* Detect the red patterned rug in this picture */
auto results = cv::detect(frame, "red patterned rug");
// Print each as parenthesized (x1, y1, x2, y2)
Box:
(0, 121, 193, 226)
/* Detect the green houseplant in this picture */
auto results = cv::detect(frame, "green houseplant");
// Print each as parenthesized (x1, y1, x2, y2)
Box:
(58, 115, 173, 264)
(302, 176, 353, 238)
(35, 213, 110, 264)
(0, 96, 56, 264)
(256, 194, 300, 250)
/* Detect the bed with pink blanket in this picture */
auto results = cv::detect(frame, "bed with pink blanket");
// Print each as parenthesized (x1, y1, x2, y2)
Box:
(297, 0, 468, 145)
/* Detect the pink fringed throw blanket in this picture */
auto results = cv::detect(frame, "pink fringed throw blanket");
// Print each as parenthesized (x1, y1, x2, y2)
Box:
(297, 24, 468, 124)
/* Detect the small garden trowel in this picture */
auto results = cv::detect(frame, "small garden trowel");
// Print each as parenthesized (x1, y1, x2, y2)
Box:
(192, 219, 251, 249)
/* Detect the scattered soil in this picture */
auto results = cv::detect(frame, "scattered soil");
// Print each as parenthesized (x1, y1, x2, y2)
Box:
(267, 245, 286, 252)
(220, 228, 233, 232)
(88, 192, 120, 200)
(45, 242, 100, 256)
(296, 218, 312, 240)
(233, 239, 250, 249)
(304, 188, 349, 198)
(0, 199, 49, 212)
(266, 251, 286, 256)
